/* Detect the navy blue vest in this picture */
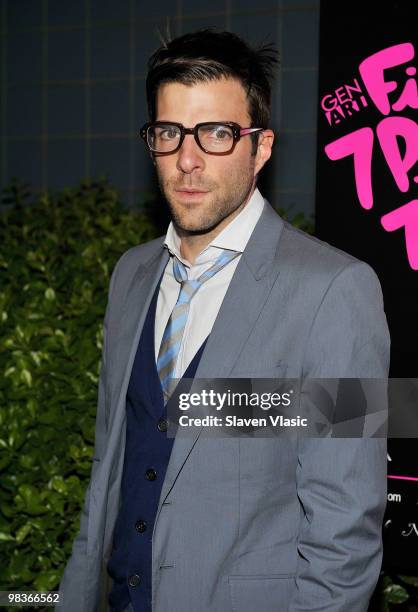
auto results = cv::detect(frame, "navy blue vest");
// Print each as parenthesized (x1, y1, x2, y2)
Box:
(107, 280, 207, 612)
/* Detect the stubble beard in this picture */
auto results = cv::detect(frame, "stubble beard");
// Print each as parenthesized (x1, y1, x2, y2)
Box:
(156, 163, 255, 235)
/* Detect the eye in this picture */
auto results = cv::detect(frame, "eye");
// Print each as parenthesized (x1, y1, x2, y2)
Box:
(200, 125, 233, 141)
(212, 127, 232, 139)
(160, 127, 179, 140)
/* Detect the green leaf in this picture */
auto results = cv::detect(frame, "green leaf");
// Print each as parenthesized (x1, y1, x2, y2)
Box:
(384, 583, 410, 604)
(15, 484, 48, 516)
(20, 369, 33, 387)
(45, 287, 56, 301)
(48, 475, 67, 494)
(0, 532, 15, 542)
(398, 574, 418, 587)
(15, 522, 32, 544)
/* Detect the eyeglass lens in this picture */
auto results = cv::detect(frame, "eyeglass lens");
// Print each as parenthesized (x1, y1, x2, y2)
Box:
(147, 123, 235, 153)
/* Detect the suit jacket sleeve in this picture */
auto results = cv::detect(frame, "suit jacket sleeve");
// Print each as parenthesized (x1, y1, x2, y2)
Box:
(58, 253, 125, 610)
(290, 261, 390, 612)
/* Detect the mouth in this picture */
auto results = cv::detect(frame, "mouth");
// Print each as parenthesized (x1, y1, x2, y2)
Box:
(174, 189, 209, 199)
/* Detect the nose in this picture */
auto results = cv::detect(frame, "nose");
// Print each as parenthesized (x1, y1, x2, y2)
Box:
(176, 133, 205, 174)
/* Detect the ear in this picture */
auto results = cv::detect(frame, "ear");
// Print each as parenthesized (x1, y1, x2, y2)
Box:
(254, 129, 275, 176)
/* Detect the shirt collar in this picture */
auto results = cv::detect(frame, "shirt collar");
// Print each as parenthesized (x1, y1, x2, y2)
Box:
(164, 187, 265, 264)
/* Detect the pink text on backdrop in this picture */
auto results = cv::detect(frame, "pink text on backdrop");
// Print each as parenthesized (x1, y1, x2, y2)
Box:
(321, 79, 369, 125)
(322, 42, 418, 270)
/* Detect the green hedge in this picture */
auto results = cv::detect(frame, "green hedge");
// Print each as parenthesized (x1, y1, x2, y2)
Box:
(0, 180, 157, 601)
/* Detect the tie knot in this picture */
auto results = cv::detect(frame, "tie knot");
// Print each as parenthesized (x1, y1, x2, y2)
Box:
(172, 249, 240, 289)
(171, 250, 240, 306)
(172, 257, 189, 283)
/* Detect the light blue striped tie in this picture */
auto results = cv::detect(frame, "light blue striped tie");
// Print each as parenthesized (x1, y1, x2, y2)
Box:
(157, 249, 240, 402)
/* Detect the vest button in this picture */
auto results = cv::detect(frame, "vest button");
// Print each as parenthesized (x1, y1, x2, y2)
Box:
(128, 573, 141, 587)
(135, 519, 147, 533)
(157, 418, 168, 432)
(145, 468, 157, 481)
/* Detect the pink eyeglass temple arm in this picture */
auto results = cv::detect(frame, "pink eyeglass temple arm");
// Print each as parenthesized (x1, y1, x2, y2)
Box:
(240, 127, 264, 136)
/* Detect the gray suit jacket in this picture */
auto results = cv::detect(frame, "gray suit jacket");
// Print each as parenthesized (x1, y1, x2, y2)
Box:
(59, 201, 390, 611)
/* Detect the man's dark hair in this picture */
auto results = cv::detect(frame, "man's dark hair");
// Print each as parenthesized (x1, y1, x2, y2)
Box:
(146, 28, 279, 155)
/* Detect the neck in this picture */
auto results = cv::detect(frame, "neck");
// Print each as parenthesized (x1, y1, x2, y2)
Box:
(177, 186, 255, 264)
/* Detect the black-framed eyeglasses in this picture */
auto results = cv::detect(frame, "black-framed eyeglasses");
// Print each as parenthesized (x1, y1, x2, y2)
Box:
(140, 121, 264, 156)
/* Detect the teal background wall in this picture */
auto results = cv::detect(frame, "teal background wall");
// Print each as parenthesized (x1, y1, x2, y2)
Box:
(0, 0, 319, 215)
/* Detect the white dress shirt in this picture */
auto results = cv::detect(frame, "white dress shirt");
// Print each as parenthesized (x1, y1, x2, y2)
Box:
(155, 187, 265, 377)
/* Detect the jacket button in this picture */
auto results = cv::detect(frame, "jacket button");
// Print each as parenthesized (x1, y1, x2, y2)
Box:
(145, 468, 157, 481)
(135, 519, 147, 533)
(128, 573, 141, 587)
(157, 418, 168, 432)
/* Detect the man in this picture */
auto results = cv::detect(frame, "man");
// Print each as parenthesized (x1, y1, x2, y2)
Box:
(59, 29, 390, 612)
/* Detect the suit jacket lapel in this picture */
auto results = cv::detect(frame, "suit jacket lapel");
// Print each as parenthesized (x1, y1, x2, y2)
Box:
(107, 245, 169, 434)
(159, 201, 284, 505)
(195, 205, 284, 379)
